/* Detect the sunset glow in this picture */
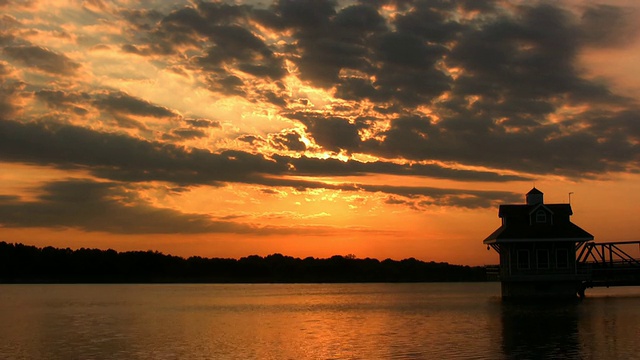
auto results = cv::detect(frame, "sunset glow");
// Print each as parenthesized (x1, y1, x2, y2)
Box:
(1, 0, 640, 265)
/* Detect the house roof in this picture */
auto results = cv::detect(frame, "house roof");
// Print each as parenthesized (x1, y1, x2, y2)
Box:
(527, 187, 543, 195)
(498, 204, 572, 218)
(484, 203, 593, 244)
(483, 222, 594, 244)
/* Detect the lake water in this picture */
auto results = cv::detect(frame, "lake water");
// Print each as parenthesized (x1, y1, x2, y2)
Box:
(1, 283, 639, 359)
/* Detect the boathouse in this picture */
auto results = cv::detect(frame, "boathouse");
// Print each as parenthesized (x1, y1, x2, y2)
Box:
(484, 188, 594, 299)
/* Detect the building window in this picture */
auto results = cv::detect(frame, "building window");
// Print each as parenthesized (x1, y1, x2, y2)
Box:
(535, 210, 547, 223)
(517, 250, 530, 269)
(556, 249, 569, 268)
(537, 249, 549, 269)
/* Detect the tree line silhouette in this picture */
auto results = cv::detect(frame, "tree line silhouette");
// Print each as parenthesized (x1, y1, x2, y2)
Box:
(0, 242, 487, 283)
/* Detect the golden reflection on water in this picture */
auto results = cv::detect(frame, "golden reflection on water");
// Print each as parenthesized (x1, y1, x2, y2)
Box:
(0, 283, 639, 359)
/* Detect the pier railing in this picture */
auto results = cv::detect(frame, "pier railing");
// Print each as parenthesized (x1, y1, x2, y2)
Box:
(577, 241, 640, 266)
(577, 241, 640, 288)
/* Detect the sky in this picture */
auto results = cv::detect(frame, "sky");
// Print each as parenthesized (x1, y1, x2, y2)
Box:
(1, 0, 639, 265)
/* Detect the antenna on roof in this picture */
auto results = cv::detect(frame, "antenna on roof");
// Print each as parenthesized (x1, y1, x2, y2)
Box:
(569, 192, 574, 204)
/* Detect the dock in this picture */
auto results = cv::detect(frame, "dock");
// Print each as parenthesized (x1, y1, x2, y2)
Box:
(577, 241, 640, 291)
(483, 188, 640, 300)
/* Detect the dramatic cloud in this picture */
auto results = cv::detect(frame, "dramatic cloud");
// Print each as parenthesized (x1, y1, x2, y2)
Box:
(93, 91, 178, 119)
(293, 113, 365, 153)
(0, 179, 290, 234)
(162, 127, 207, 140)
(3, 45, 80, 75)
(269, 130, 307, 152)
(362, 111, 640, 177)
(34, 89, 90, 115)
(579, 5, 640, 47)
(0, 119, 524, 186)
(0, 64, 25, 118)
(4, 1, 639, 178)
(0, 119, 284, 186)
(185, 118, 221, 128)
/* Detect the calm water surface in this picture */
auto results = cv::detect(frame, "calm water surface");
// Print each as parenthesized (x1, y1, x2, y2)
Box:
(1, 283, 639, 359)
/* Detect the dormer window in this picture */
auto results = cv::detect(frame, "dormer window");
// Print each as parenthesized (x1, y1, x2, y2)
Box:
(535, 210, 547, 223)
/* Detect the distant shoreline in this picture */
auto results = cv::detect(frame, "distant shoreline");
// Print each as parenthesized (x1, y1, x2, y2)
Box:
(0, 242, 488, 284)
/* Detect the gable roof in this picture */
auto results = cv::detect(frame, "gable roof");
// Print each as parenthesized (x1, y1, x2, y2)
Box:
(527, 187, 543, 195)
(483, 222, 594, 244)
(484, 203, 593, 244)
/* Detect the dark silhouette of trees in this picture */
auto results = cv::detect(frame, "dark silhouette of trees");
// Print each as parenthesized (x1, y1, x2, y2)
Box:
(0, 242, 487, 283)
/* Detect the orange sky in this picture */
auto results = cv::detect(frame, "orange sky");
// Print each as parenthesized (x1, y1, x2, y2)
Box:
(1, 0, 639, 265)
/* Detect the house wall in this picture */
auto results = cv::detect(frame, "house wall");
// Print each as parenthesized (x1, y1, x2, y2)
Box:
(496, 241, 591, 299)
(499, 241, 577, 277)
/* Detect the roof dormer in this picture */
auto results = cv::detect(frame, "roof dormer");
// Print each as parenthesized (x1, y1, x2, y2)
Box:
(529, 203, 554, 225)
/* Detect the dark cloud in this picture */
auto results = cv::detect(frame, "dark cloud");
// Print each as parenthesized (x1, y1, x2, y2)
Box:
(124, 2, 285, 93)
(446, 3, 630, 107)
(579, 5, 640, 47)
(264, 0, 337, 29)
(260, 188, 281, 195)
(385, 196, 410, 206)
(392, 1, 464, 43)
(0, 119, 286, 186)
(275, 154, 526, 182)
(119, 8, 165, 32)
(206, 74, 246, 96)
(120, 44, 146, 55)
(261, 90, 288, 107)
(375, 32, 446, 69)
(0, 14, 22, 32)
(3, 45, 80, 75)
(0, 179, 290, 234)
(142, 6, 204, 55)
(359, 184, 521, 208)
(162, 127, 207, 141)
(1, 0, 639, 204)
(416, 195, 495, 209)
(0, 77, 24, 119)
(266, 2, 384, 87)
(265, 2, 639, 176)
(35, 89, 90, 115)
(115, 0, 639, 115)
(194, 24, 285, 79)
(256, 0, 456, 102)
(377, 186, 518, 209)
(584, 110, 640, 147)
(185, 118, 221, 128)
(93, 91, 178, 119)
(361, 108, 640, 177)
(289, 112, 365, 153)
(269, 130, 307, 152)
(35, 88, 184, 125)
(0, 119, 524, 195)
(237, 134, 265, 146)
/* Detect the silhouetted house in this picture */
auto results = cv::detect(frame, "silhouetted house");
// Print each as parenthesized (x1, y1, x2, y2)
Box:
(484, 188, 594, 299)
